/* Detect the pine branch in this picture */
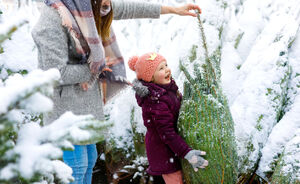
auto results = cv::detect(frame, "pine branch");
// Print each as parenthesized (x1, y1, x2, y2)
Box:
(196, 13, 218, 89)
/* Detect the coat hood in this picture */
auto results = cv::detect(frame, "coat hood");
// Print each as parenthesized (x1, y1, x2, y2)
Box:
(132, 79, 149, 98)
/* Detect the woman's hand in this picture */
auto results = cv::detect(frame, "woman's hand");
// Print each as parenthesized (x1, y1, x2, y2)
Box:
(161, 4, 202, 17)
(81, 57, 113, 91)
(80, 82, 89, 91)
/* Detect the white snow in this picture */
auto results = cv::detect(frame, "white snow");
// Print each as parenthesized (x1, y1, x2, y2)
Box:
(0, 69, 60, 114)
(0, 0, 39, 73)
(20, 92, 53, 113)
(280, 131, 300, 181)
(257, 94, 300, 178)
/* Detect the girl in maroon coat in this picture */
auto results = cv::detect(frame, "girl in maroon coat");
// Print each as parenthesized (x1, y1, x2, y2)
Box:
(128, 52, 208, 184)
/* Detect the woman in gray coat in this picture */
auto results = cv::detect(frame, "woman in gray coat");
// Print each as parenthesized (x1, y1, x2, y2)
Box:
(32, 0, 201, 183)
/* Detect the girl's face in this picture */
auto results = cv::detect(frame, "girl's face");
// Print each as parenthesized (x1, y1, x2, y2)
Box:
(152, 61, 172, 85)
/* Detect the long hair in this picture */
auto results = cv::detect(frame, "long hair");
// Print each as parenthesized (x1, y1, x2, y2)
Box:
(91, 0, 113, 40)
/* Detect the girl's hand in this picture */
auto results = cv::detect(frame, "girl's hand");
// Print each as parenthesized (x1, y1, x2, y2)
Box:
(161, 4, 202, 17)
(184, 150, 208, 171)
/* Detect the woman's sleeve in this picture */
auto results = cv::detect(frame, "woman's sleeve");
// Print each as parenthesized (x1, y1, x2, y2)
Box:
(112, 0, 161, 20)
(31, 5, 91, 86)
(150, 101, 192, 158)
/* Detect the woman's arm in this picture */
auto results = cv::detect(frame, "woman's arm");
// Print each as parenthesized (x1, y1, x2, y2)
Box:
(112, 0, 161, 20)
(112, 0, 201, 20)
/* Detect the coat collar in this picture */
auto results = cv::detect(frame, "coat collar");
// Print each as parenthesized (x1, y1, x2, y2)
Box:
(133, 78, 178, 98)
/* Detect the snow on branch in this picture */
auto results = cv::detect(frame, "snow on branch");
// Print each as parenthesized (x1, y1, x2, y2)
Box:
(0, 69, 60, 114)
(0, 69, 112, 183)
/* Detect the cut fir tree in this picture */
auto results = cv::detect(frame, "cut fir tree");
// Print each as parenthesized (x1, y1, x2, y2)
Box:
(178, 13, 238, 184)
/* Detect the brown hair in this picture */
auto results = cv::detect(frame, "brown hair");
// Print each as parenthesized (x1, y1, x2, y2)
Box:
(91, 0, 113, 40)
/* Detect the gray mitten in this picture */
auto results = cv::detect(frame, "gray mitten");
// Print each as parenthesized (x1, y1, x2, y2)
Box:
(184, 150, 209, 171)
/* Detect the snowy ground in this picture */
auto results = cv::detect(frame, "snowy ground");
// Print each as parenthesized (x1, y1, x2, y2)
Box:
(1, 0, 300, 182)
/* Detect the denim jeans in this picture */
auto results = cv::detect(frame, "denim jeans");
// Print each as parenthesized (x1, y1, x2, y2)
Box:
(63, 144, 97, 184)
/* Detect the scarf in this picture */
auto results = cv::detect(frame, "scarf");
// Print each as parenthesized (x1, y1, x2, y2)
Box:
(45, 0, 128, 103)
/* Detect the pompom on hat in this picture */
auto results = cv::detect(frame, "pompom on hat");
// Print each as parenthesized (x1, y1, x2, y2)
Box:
(128, 52, 166, 82)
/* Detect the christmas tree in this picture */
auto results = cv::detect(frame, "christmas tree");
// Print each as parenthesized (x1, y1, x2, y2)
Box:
(178, 13, 238, 184)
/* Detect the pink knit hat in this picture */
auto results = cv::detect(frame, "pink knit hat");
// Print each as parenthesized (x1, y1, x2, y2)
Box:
(128, 52, 166, 82)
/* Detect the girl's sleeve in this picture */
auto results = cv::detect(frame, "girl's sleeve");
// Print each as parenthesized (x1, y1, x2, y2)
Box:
(150, 101, 192, 158)
(31, 5, 92, 85)
(112, 0, 161, 20)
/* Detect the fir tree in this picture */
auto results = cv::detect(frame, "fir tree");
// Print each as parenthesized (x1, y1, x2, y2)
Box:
(178, 13, 238, 184)
(0, 69, 112, 183)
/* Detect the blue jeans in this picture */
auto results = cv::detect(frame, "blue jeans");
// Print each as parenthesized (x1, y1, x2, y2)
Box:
(63, 144, 97, 184)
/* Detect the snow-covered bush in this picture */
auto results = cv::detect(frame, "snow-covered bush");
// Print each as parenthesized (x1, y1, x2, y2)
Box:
(271, 131, 300, 184)
(103, 95, 149, 183)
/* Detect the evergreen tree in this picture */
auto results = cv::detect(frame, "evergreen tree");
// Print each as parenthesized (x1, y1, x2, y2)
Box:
(0, 69, 112, 184)
(178, 13, 238, 184)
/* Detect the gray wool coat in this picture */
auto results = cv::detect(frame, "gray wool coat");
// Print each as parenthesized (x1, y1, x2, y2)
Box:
(32, 0, 161, 125)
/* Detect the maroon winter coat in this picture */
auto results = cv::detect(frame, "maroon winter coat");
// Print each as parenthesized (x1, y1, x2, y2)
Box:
(135, 79, 192, 175)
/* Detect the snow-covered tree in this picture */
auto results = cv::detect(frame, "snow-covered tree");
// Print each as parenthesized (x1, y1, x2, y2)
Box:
(0, 69, 112, 184)
(220, 0, 300, 182)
